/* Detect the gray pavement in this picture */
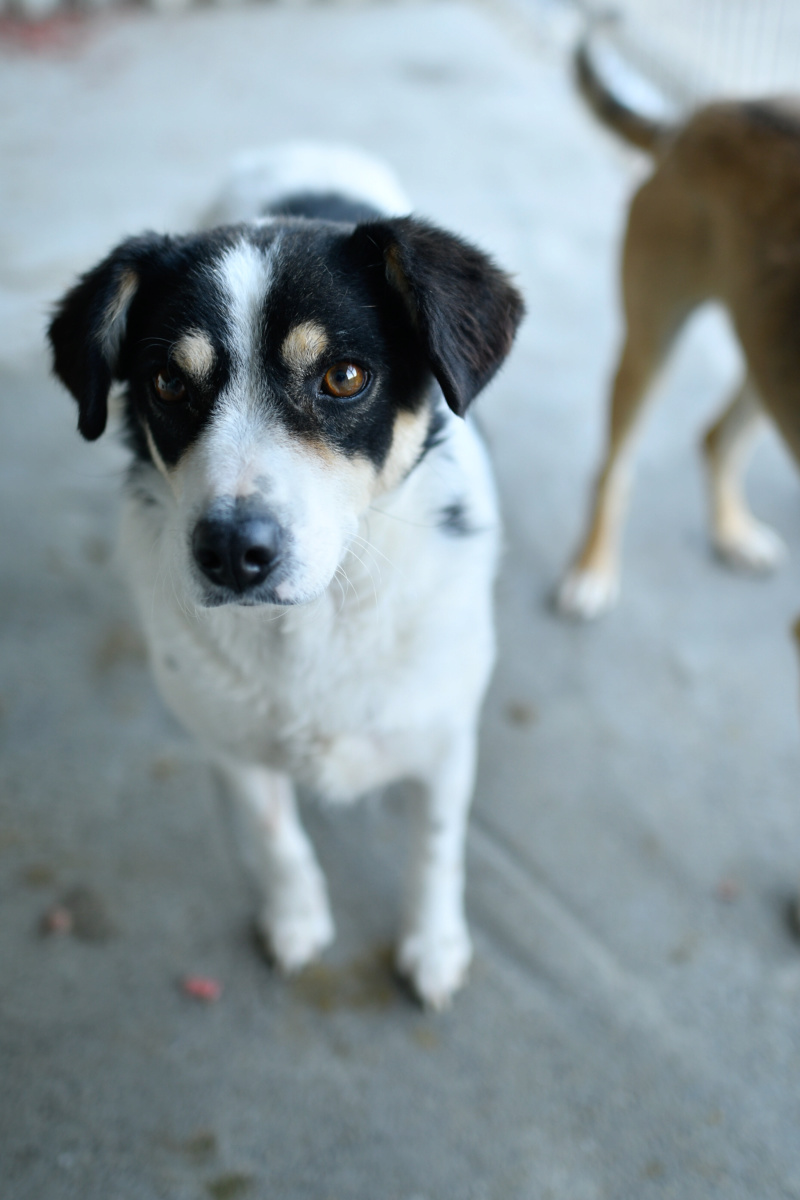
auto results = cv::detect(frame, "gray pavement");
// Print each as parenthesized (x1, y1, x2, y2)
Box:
(2, 3, 800, 1197)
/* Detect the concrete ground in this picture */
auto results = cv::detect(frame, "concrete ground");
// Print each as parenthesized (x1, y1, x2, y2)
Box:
(2, 2, 800, 1197)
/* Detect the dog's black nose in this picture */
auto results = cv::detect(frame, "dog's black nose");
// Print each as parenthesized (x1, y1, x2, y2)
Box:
(192, 504, 283, 594)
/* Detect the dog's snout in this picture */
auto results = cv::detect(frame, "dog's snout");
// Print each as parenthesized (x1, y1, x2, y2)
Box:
(192, 504, 283, 594)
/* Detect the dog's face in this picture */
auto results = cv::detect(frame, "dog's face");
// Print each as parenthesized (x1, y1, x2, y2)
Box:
(49, 218, 523, 606)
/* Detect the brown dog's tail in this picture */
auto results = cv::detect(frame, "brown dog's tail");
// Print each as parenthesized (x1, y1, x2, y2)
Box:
(575, 31, 672, 155)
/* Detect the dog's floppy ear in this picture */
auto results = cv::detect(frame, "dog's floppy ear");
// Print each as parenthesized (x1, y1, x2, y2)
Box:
(48, 234, 170, 441)
(350, 217, 524, 416)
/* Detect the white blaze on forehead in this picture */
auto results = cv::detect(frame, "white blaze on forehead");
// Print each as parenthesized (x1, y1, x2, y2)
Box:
(172, 330, 215, 380)
(281, 321, 328, 373)
(215, 238, 278, 369)
(197, 240, 278, 502)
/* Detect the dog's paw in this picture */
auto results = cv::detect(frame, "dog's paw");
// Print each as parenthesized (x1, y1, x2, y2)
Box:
(259, 879, 335, 974)
(714, 519, 786, 574)
(555, 566, 620, 620)
(396, 924, 473, 1011)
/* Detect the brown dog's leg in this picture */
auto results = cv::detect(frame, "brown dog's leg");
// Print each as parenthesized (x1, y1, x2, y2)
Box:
(561, 319, 681, 619)
(702, 375, 786, 572)
(557, 171, 708, 619)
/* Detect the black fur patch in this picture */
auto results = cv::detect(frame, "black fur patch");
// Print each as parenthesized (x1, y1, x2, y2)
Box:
(437, 500, 476, 537)
(49, 213, 524, 479)
(349, 217, 525, 416)
(253, 221, 433, 470)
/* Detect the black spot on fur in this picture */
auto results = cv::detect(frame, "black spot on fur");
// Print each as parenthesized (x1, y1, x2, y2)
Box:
(438, 500, 476, 537)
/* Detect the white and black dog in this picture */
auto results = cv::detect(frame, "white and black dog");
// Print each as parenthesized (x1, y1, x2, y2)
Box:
(48, 145, 523, 1008)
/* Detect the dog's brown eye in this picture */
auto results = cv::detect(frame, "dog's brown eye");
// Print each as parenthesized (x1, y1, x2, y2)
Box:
(321, 362, 367, 399)
(153, 371, 187, 403)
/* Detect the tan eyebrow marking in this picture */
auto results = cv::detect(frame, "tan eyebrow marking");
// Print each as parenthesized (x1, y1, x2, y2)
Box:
(172, 330, 216, 380)
(281, 321, 329, 372)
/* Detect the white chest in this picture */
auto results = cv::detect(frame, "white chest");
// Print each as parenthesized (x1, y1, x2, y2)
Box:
(121, 420, 499, 800)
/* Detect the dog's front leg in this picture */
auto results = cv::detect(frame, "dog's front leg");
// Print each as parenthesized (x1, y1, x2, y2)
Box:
(397, 732, 477, 1011)
(218, 759, 335, 972)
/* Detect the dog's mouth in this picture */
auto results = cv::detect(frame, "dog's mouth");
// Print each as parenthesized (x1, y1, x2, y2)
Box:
(198, 584, 294, 609)
(193, 555, 308, 608)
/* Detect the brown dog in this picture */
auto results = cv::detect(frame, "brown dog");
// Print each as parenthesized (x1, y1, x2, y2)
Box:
(558, 36, 800, 618)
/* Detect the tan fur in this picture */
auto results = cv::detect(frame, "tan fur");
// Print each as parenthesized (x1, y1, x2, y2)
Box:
(284, 408, 430, 526)
(281, 321, 328, 373)
(99, 269, 138, 362)
(281, 408, 430, 519)
(559, 97, 800, 617)
(378, 408, 431, 493)
(143, 424, 176, 492)
(301, 435, 378, 515)
(172, 330, 215, 381)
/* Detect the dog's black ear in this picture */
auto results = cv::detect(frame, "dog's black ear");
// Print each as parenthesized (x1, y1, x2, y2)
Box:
(48, 234, 170, 441)
(349, 217, 524, 416)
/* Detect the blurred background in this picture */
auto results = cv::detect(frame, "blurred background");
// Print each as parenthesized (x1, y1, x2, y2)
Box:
(2, 1, 800, 1198)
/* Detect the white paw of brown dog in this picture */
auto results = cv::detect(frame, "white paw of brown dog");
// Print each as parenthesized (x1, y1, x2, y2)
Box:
(556, 565, 620, 620)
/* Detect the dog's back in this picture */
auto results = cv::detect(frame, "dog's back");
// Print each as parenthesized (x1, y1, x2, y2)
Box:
(203, 142, 411, 228)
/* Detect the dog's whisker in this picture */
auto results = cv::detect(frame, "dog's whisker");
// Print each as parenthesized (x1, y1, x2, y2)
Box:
(350, 533, 408, 599)
(366, 503, 438, 531)
(342, 545, 382, 615)
(350, 532, 399, 577)
(345, 540, 381, 582)
(332, 566, 350, 614)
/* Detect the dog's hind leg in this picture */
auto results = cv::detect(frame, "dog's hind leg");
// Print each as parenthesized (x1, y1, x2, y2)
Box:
(556, 175, 706, 619)
(702, 375, 786, 572)
(397, 732, 478, 1011)
(219, 759, 334, 972)
(556, 317, 679, 619)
